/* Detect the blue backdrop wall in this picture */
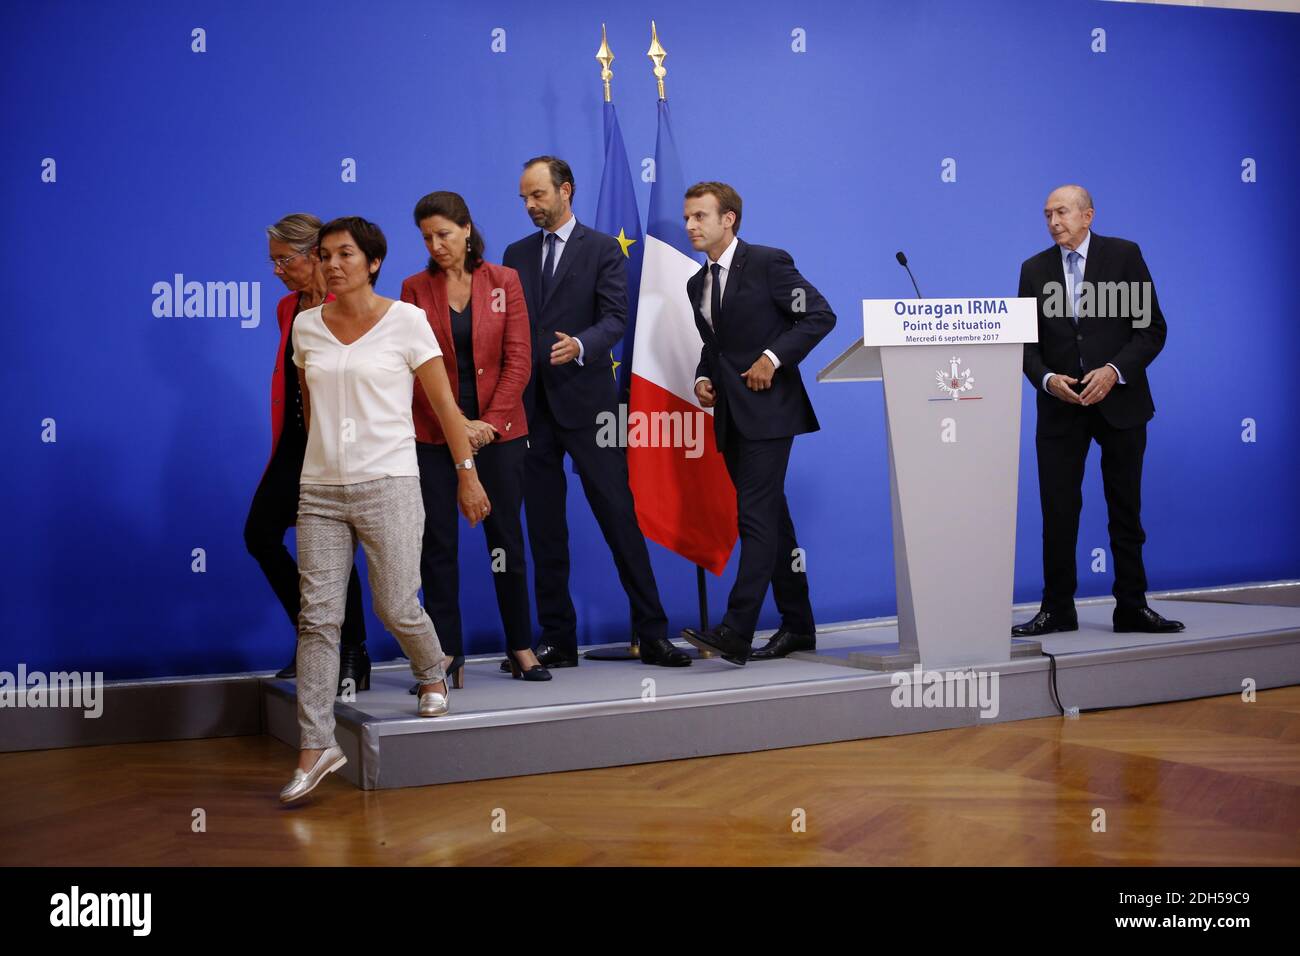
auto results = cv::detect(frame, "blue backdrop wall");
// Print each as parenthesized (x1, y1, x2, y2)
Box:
(3, 0, 1297, 679)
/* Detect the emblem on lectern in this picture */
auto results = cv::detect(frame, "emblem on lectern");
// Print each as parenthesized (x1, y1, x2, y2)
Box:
(935, 356, 975, 400)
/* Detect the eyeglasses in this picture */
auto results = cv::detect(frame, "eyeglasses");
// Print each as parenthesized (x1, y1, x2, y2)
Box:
(270, 251, 310, 271)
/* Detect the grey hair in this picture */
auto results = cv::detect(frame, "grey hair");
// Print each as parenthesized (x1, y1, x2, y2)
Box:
(266, 213, 323, 253)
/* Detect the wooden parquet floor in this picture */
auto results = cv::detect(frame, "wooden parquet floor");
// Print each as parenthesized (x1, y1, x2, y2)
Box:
(2, 687, 1297, 866)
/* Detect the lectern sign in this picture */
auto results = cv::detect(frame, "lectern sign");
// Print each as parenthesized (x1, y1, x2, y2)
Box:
(863, 298, 1038, 347)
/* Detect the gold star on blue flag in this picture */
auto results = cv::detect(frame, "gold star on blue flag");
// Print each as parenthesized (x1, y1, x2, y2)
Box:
(615, 228, 637, 258)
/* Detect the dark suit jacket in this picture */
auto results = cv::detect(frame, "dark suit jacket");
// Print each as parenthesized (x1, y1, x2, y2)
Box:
(689, 239, 836, 444)
(399, 261, 531, 445)
(1020, 232, 1167, 436)
(502, 221, 626, 430)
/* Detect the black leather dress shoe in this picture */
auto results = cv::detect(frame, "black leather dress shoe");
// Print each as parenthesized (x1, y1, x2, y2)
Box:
(639, 635, 692, 667)
(1113, 607, 1185, 633)
(749, 629, 816, 660)
(337, 643, 371, 695)
(275, 654, 296, 680)
(501, 641, 579, 672)
(1011, 610, 1078, 637)
(680, 625, 751, 665)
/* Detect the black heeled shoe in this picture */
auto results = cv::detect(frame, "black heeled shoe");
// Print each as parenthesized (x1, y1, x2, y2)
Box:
(408, 655, 464, 695)
(498, 641, 578, 671)
(504, 648, 552, 682)
(337, 643, 371, 695)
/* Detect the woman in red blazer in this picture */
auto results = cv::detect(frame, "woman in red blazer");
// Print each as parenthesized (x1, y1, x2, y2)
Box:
(246, 213, 369, 688)
(401, 192, 547, 685)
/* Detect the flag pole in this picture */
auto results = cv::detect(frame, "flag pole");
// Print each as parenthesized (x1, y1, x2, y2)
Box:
(583, 23, 643, 663)
(597, 22, 613, 103)
(647, 19, 667, 101)
(648, 19, 715, 651)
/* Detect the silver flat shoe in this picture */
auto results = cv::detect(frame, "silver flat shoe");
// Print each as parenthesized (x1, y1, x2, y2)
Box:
(417, 680, 450, 717)
(279, 745, 347, 804)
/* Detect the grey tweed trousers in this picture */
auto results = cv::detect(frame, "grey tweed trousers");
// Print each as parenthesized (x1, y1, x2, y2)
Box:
(296, 476, 446, 750)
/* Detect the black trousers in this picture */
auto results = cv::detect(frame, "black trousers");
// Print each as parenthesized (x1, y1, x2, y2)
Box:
(719, 430, 815, 638)
(1036, 406, 1149, 614)
(417, 437, 531, 658)
(243, 434, 367, 648)
(522, 386, 668, 654)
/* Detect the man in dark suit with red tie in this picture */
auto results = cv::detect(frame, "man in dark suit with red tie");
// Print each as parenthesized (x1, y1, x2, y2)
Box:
(502, 155, 689, 668)
(677, 182, 836, 664)
(1013, 184, 1183, 637)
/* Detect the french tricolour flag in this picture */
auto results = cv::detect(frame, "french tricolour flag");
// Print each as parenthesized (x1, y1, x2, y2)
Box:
(627, 101, 737, 575)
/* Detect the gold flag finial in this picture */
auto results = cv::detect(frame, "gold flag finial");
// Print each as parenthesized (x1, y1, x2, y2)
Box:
(596, 23, 614, 103)
(647, 20, 667, 101)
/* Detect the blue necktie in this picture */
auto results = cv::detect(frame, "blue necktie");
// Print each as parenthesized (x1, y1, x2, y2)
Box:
(1066, 250, 1083, 326)
(541, 232, 557, 301)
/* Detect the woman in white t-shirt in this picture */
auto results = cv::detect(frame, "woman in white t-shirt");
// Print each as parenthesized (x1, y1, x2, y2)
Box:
(280, 216, 490, 805)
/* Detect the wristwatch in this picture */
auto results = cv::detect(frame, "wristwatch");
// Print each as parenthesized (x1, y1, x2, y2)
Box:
(455, 458, 474, 471)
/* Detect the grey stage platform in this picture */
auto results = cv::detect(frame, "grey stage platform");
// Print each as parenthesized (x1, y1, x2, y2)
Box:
(262, 598, 1300, 790)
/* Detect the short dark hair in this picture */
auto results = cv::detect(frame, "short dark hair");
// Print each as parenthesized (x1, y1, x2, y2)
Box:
(413, 191, 486, 274)
(317, 216, 387, 286)
(523, 155, 575, 200)
(684, 181, 743, 234)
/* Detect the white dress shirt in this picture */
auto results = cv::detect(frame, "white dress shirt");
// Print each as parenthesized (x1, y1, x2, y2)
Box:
(695, 235, 781, 387)
(292, 300, 441, 485)
(1043, 230, 1125, 393)
(540, 215, 586, 365)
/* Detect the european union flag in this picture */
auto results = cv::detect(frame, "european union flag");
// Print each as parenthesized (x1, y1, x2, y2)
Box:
(593, 101, 644, 402)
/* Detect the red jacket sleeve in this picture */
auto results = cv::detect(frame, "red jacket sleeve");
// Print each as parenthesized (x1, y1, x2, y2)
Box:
(478, 267, 532, 436)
